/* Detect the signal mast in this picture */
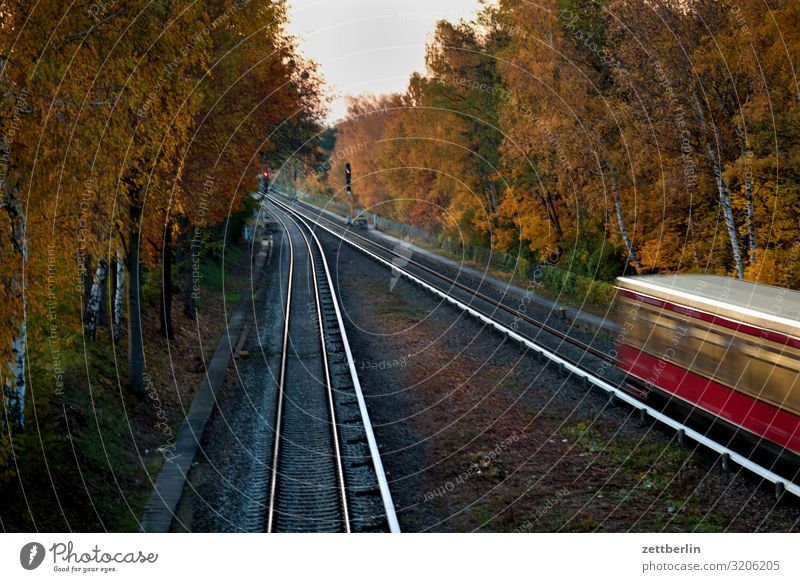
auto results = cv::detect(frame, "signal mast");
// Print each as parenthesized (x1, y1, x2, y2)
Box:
(345, 162, 353, 225)
(258, 170, 270, 195)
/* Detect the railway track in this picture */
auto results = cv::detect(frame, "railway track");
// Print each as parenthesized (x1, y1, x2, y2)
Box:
(264, 202, 400, 532)
(268, 193, 800, 502)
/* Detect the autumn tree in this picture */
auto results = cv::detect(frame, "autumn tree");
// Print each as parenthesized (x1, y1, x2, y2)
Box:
(320, 0, 800, 289)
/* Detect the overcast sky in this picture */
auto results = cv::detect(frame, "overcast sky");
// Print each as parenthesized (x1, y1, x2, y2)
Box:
(285, 0, 486, 123)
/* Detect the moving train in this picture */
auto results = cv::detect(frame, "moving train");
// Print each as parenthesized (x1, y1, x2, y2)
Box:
(614, 274, 800, 459)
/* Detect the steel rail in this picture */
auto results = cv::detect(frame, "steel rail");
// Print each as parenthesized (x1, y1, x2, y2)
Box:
(273, 193, 612, 363)
(272, 195, 800, 501)
(266, 208, 351, 532)
(282, 210, 351, 533)
(288, 208, 402, 533)
(266, 210, 294, 533)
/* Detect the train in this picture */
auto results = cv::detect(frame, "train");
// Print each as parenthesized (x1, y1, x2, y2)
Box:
(614, 274, 800, 460)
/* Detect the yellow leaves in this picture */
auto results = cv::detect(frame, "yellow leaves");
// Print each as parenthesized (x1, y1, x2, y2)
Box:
(637, 230, 686, 273)
(745, 249, 786, 287)
(497, 188, 557, 254)
(0, 0, 322, 289)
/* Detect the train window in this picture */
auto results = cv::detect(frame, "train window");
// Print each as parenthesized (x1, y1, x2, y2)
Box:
(643, 310, 676, 355)
(685, 325, 722, 379)
(621, 300, 656, 351)
(748, 360, 796, 409)
(618, 294, 800, 416)
(741, 342, 800, 414)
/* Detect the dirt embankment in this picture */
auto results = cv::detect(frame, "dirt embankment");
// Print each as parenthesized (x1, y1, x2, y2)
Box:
(323, 232, 800, 533)
(0, 241, 256, 532)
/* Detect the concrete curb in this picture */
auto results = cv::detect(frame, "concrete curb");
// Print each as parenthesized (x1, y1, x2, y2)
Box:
(139, 238, 270, 532)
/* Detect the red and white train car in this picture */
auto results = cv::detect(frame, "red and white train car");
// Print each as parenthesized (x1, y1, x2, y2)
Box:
(615, 274, 800, 459)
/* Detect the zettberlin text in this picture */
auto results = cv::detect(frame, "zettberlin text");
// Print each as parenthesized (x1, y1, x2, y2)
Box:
(642, 544, 701, 554)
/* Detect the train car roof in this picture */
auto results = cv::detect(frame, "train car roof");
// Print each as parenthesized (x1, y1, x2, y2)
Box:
(616, 274, 800, 335)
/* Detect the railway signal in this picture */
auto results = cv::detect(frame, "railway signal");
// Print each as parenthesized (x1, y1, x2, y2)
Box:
(258, 170, 270, 195)
(345, 162, 353, 225)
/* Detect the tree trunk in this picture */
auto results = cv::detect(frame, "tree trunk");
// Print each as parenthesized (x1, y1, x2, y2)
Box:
(109, 254, 117, 329)
(128, 200, 145, 395)
(691, 94, 744, 279)
(160, 223, 175, 339)
(542, 190, 564, 245)
(707, 143, 744, 279)
(86, 259, 108, 340)
(113, 250, 125, 344)
(183, 224, 197, 320)
(745, 164, 757, 264)
(82, 254, 93, 319)
(613, 193, 638, 268)
(1, 179, 27, 430)
(4, 321, 27, 430)
(595, 145, 638, 270)
(98, 258, 109, 327)
(687, 206, 700, 268)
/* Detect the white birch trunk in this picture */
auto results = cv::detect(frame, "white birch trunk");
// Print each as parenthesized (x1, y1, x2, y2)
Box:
(691, 95, 745, 279)
(745, 168, 757, 264)
(86, 259, 107, 340)
(1, 179, 27, 429)
(613, 193, 638, 267)
(707, 142, 744, 279)
(113, 251, 125, 343)
(5, 320, 27, 429)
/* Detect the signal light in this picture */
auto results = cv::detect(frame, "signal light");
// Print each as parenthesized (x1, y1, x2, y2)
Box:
(258, 170, 270, 195)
